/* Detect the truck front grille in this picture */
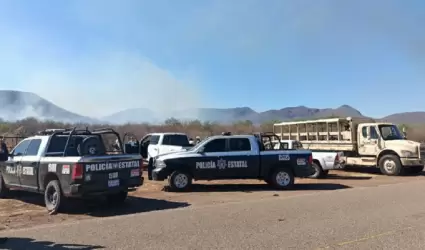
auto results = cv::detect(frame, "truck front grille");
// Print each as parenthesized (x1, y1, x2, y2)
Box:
(420, 144, 425, 159)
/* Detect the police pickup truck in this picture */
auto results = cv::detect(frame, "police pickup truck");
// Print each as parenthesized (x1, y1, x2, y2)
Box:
(150, 132, 314, 191)
(0, 128, 143, 214)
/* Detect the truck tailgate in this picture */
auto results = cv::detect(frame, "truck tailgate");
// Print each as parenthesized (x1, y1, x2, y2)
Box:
(78, 156, 142, 193)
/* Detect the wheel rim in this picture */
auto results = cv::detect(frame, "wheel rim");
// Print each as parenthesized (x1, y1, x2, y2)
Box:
(174, 174, 188, 188)
(383, 159, 396, 173)
(46, 186, 58, 206)
(276, 171, 291, 186)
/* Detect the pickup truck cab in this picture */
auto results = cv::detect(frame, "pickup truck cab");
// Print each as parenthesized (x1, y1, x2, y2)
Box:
(150, 132, 314, 191)
(140, 133, 193, 164)
(269, 139, 344, 178)
(0, 128, 143, 214)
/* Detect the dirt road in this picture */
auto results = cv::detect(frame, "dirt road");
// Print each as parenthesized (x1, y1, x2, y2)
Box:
(2, 169, 425, 249)
(0, 168, 423, 231)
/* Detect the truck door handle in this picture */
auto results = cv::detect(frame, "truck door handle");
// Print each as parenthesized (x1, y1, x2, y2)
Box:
(153, 148, 158, 151)
(31, 162, 37, 166)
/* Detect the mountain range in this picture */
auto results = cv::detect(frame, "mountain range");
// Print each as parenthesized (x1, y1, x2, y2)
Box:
(0, 90, 423, 124)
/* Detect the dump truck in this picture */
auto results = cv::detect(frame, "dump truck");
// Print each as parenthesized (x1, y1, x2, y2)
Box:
(273, 117, 425, 176)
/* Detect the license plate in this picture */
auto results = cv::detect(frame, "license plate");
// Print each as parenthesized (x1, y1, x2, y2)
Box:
(131, 169, 140, 177)
(108, 179, 120, 187)
(109, 172, 118, 179)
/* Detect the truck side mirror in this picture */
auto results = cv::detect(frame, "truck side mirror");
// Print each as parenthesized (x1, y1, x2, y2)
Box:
(197, 147, 205, 154)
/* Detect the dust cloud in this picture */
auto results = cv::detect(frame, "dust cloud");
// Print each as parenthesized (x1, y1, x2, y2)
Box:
(22, 53, 204, 121)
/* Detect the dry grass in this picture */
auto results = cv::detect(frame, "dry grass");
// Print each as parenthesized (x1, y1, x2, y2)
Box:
(0, 118, 424, 148)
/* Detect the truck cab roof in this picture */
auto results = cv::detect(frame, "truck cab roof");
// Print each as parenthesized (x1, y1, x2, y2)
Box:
(207, 134, 254, 140)
(148, 132, 188, 136)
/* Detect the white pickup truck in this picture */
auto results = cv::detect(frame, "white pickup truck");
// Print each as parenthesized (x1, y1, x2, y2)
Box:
(139, 133, 193, 165)
(270, 139, 345, 178)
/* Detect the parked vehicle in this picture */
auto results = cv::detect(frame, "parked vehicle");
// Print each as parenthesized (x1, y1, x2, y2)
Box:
(150, 132, 314, 191)
(273, 117, 425, 176)
(0, 127, 143, 214)
(139, 133, 193, 176)
(266, 139, 344, 178)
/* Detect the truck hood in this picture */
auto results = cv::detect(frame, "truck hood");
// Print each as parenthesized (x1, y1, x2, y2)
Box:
(384, 139, 420, 151)
(156, 148, 191, 158)
(156, 150, 198, 161)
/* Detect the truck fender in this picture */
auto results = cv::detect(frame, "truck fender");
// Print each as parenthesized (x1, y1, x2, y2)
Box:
(266, 162, 293, 179)
(312, 159, 323, 169)
(159, 163, 193, 180)
(377, 149, 400, 166)
(41, 172, 61, 192)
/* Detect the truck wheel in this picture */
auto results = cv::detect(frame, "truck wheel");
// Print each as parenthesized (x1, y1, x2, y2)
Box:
(0, 174, 9, 198)
(106, 191, 128, 205)
(44, 180, 63, 215)
(309, 162, 325, 179)
(379, 155, 403, 176)
(168, 171, 192, 192)
(270, 168, 294, 190)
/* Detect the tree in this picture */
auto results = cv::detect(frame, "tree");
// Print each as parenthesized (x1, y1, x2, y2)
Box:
(164, 117, 182, 127)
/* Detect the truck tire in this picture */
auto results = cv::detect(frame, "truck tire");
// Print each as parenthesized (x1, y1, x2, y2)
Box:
(379, 155, 403, 176)
(106, 191, 128, 205)
(0, 173, 9, 198)
(309, 161, 325, 179)
(168, 171, 192, 192)
(44, 180, 63, 215)
(270, 168, 294, 190)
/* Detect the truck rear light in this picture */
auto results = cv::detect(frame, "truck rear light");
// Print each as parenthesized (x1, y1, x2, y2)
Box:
(335, 154, 339, 163)
(308, 155, 313, 164)
(72, 163, 84, 180)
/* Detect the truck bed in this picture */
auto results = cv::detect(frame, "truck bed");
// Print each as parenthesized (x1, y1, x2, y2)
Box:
(296, 141, 356, 151)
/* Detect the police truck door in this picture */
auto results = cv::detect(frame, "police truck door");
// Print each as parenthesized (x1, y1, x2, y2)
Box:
(19, 139, 42, 189)
(3, 139, 31, 186)
(220, 137, 259, 178)
(195, 138, 227, 179)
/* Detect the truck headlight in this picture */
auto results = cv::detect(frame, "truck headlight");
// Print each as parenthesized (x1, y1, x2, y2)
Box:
(401, 150, 417, 157)
(155, 160, 166, 169)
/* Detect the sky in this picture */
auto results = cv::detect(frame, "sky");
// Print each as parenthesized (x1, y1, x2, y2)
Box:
(0, 0, 425, 118)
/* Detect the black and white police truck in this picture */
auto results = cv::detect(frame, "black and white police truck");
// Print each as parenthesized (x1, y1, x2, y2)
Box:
(149, 132, 314, 191)
(0, 128, 143, 214)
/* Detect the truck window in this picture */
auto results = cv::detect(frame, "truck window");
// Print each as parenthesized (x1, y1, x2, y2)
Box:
(370, 126, 379, 139)
(378, 125, 404, 140)
(229, 138, 251, 151)
(47, 136, 68, 153)
(150, 135, 160, 145)
(294, 141, 303, 149)
(12, 140, 31, 156)
(361, 127, 367, 138)
(163, 134, 190, 146)
(203, 139, 226, 153)
(25, 139, 42, 156)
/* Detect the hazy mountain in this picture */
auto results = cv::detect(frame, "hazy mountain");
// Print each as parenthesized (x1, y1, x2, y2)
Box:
(0, 90, 97, 123)
(381, 112, 425, 124)
(102, 105, 364, 124)
(1, 90, 425, 125)
(101, 108, 157, 124)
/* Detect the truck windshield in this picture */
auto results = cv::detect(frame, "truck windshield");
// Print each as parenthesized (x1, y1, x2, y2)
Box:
(163, 134, 190, 146)
(378, 125, 404, 140)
